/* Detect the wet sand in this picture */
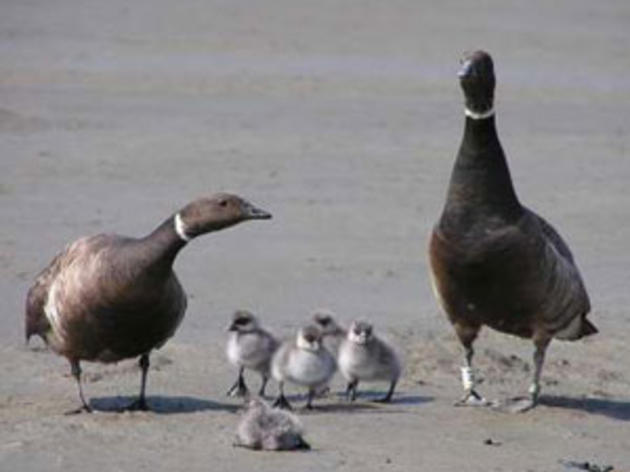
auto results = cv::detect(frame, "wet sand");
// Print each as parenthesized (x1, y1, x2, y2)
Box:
(1, 1, 629, 471)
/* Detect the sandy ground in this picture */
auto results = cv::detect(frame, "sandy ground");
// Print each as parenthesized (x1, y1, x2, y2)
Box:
(1, 1, 630, 470)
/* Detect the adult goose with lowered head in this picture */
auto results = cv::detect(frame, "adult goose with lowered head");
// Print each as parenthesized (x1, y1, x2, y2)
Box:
(26, 193, 271, 413)
(429, 51, 596, 412)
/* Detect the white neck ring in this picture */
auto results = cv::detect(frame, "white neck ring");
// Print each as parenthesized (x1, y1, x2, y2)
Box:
(174, 213, 192, 242)
(465, 107, 495, 120)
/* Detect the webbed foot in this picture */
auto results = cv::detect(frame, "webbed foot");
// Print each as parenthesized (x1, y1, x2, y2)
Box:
(227, 382, 249, 398)
(492, 395, 538, 413)
(454, 389, 491, 407)
(272, 394, 292, 410)
(64, 403, 92, 415)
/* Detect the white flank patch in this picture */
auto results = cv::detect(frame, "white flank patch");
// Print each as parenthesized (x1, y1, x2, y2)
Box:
(174, 213, 192, 242)
(428, 267, 447, 313)
(554, 315, 582, 340)
(44, 282, 65, 344)
(465, 107, 495, 120)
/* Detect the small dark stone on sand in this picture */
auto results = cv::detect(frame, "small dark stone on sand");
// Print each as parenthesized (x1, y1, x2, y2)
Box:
(483, 438, 501, 446)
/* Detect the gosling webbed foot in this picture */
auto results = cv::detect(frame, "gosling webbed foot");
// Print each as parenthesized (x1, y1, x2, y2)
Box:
(374, 380, 397, 403)
(272, 394, 292, 410)
(227, 377, 249, 398)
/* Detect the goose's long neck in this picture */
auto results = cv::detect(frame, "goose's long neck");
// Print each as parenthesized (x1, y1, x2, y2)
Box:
(441, 113, 522, 229)
(140, 215, 189, 275)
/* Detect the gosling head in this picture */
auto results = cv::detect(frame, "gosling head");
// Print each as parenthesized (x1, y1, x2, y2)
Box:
(227, 310, 260, 333)
(347, 320, 374, 345)
(296, 325, 323, 352)
(312, 309, 344, 337)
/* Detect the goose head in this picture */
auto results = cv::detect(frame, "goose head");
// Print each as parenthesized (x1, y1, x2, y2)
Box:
(458, 50, 495, 116)
(175, 193, 271, 240)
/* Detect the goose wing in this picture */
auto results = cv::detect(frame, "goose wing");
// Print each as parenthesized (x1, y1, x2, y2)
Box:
(524, 209, 591, 338)
(25, 246, 74, 342)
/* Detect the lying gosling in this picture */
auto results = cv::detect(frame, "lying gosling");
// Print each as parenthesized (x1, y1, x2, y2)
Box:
(234, 397, 310, 451)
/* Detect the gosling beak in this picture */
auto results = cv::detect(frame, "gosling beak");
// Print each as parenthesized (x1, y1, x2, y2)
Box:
(458, 59, 473, 78)
(243, 202, 272, 220)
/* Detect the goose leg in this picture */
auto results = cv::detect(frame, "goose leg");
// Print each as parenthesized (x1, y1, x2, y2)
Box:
(499, 336, 551, 413)
(272, 382, 292, 410)
(125, 353, 150, 411)
(227, 366, 249, 397)
(65, 359, 92, 414)
(529, 337, 551, 404)
(454, 323, 489, 407)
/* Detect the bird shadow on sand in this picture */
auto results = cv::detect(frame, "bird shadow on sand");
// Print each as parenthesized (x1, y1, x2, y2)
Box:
(88, 395, 240, 414)
(334, 389, 433, 405)
(318, 396, 433, 415)
(540, 395, 630, 421)
(279, 391, 433, 414)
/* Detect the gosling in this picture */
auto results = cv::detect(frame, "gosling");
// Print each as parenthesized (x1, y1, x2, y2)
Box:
(271, 325, 336, 410)
(337, 320, 401, 402)
(226, 310, 278, 398)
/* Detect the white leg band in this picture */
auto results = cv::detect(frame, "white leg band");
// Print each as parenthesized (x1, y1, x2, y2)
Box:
(461, 366, 475, 391)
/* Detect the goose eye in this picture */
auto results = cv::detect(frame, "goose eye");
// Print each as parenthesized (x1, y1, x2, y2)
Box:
(219, 200, 228, 207)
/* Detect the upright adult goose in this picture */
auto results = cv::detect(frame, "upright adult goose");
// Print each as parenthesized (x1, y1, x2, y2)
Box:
(429, 50, 596, 412)
(25, 193, 271, 413)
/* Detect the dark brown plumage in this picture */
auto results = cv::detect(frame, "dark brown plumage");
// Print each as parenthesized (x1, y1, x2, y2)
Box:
(25, 193, 271, 413)
(429, 50, 596, 412)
